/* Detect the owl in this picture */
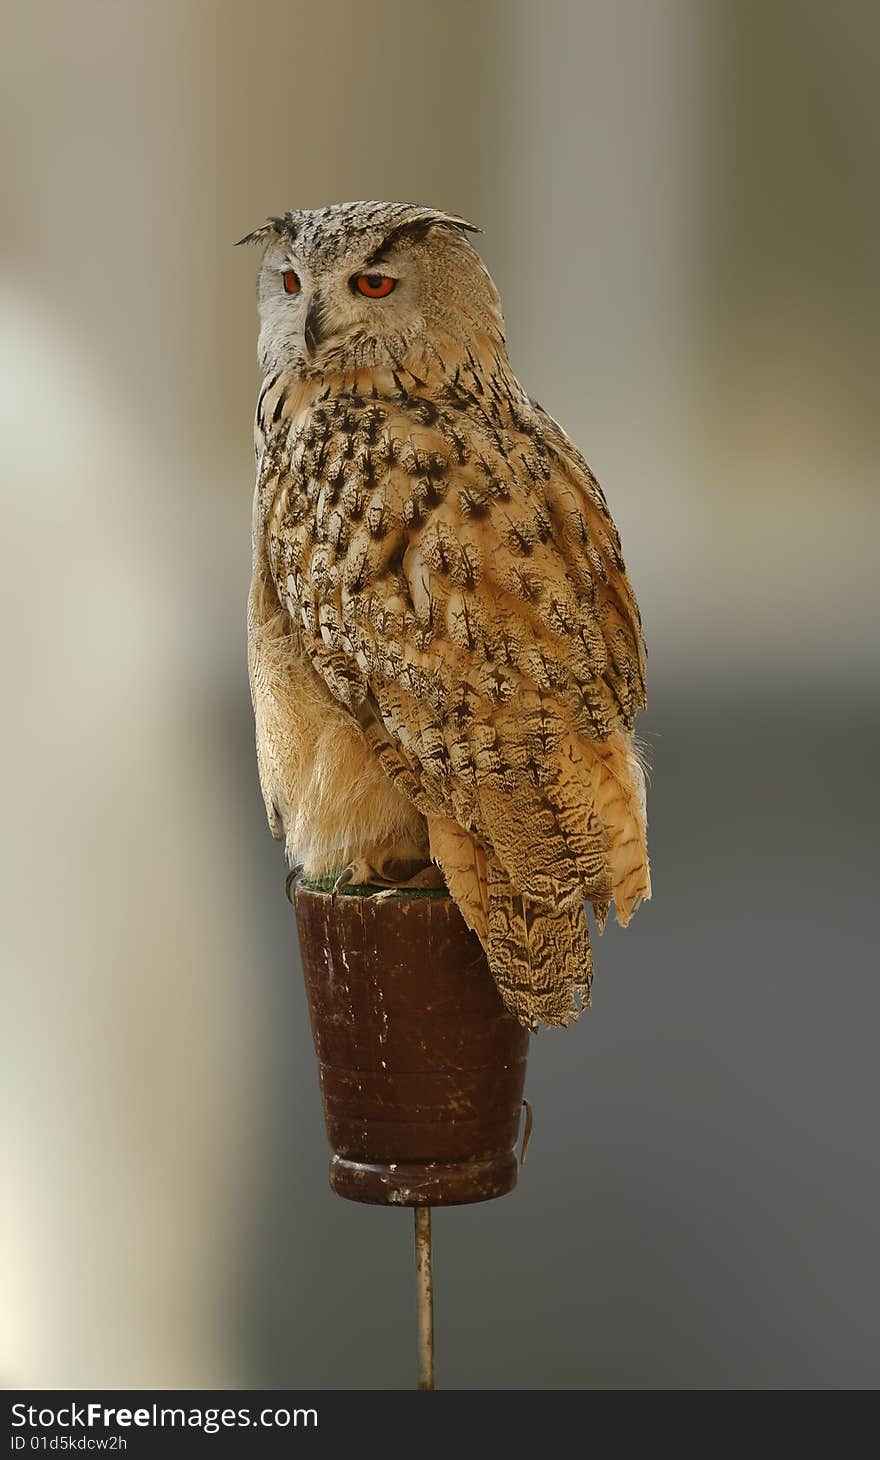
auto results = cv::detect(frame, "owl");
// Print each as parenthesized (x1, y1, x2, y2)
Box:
(241, 202, 650, 1029)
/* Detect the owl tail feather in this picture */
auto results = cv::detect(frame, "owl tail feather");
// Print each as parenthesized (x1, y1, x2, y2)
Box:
(429, 817, 591, 1029)
(579, 730, 651, 926)
(486, 851, 592, 1029)
(543, 729, 651, 927)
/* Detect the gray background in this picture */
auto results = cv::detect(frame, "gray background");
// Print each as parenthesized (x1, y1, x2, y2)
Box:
(3, 0, 878, 1388)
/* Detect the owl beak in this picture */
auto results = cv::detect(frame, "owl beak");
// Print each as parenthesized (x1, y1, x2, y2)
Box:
(304, 295, 325, 357)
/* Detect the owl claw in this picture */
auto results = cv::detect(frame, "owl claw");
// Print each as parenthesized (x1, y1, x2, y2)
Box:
(372, 865, 446, 903)
(328, 856, 444, 904)
(331, 867, 355, 903)
(285, 865, 304, 903)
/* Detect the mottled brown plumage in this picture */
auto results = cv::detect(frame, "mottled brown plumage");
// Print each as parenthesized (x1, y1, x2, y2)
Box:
(244, 202, 650, 1028)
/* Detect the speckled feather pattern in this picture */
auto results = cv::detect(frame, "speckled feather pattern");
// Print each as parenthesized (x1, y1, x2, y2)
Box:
(246, 202, 650, 1028)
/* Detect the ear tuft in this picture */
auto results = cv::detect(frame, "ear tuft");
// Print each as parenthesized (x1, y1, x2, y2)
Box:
(364, 209, 481, 267)
(235, 215, 293, 248)
(432, 211, 481, 236)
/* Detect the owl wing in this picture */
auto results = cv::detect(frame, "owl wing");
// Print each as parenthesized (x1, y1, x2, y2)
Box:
(525, 394, 647, 717)
(269, 386, 649, 1025)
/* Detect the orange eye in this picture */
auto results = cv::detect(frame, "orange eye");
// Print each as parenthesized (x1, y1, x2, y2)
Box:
(354, 273, 396, 298)
(282, 269, 301, 295)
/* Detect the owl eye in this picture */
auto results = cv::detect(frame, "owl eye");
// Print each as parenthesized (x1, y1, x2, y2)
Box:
(353, 273, 397, 299)
(282, 269, 301, 295)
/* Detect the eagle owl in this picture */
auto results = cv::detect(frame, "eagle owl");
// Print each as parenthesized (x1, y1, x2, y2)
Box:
(242, 202, 650, 1030)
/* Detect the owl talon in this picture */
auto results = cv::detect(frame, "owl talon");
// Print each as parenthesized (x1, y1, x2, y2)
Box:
(331, 867, 355, 902)
(366, 864, 446, 902)
(285, 865, 304, 903)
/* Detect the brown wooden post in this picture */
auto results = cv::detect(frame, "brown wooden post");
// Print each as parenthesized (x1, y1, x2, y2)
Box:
(293, 884, 530, 1205)
(292, 882, 531, 1387)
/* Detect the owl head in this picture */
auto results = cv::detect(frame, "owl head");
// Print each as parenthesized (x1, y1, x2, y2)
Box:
(239, 201, 505, 376)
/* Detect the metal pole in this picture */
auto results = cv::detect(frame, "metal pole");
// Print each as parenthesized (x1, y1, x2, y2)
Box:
(414, 1206, 434, 1389)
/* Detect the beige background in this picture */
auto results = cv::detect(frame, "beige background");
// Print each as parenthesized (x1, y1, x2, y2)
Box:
(3, 0, 878, 1387)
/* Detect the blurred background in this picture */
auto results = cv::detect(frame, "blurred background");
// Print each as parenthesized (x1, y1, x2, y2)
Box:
(2, 0, 878, 1389)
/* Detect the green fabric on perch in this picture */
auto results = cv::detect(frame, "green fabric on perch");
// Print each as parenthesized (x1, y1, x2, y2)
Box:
(299, 874, 450, 899)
